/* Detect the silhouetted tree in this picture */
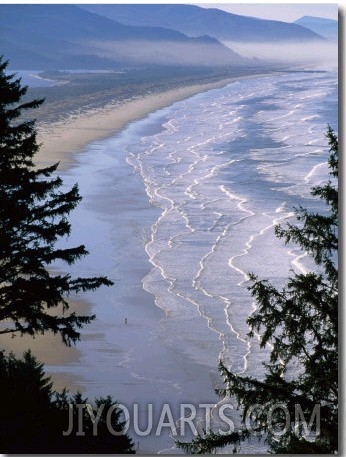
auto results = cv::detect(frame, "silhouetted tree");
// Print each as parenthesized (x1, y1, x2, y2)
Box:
(53, 392, 135, 453)
(0, 56, 113, 345)
(0, 56, 135, 453)
(177, 127, 338, 454)
(0, 350, 135, 453)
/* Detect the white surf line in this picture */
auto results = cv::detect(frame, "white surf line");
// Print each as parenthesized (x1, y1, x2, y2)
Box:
(146, 214, 228, 340)
(177, 291, 225, 345)
(132, 148, 169, 207)
(299, 91, 329, 101)
(157, 181, 198, 234)
(306, 138, 320, 146)
(143, 172, 210, 315)
(160, 152, 215, 231)
(222, 298, 251, 375)
(142, 189, 181, 318)
(195, 187, 261, 368)
(219, 186, 256, 260)
(159, 205, 235, 328)
(186, 159, 241, 203)
(190, 199, 256, 373)
(295, 149, 323, 158)
(141, 270, 172, 318)
(167, 148, 182, 164)
(144, 196, 172, 257)
(174, 291, 240, 412)
(303, 161, 328, 183)
(220, 194, 294, 374)
(188, 197, 225, 233)
(176, 205, 196, 234)
(170, 151, 201, 189)
(191, 187, 245, 295)
(169, 123, 241, 201)
(288, 250, 310, 275)
(228, 208, 294, 288)
(162, 117, 179, 134)
(126, 143, 185, 317)
(192, 221, 231, 297)
(158, 446, 176, 455)
(200, 197, 224, 211)
(163, 149, 183, 176)
(146, 222, 228, 344)
(161, 210, 244, 364)
(231, 203, 296, 374)
(140, 141, 234, 317)
(220, 223, 271, 374)
(182, 122, 236, 162)
(301, 114, 320, 122)
(172, 191, 225, 235)
(265, 108, 297, 123)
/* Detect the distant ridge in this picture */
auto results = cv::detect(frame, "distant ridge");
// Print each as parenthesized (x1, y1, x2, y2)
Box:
(294, 16, 338, 41)
(81, 4, 326, 43)
(0, 4, 253, 69)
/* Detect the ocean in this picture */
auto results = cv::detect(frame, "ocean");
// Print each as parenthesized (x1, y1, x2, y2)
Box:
(49, 70, 337, 453)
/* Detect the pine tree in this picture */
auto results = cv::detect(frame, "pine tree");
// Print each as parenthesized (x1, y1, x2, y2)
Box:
(52, 392, 135, 453)
(0, 349, 53, 451)
(0, 350, 135, 453)
(177, 127, 338, 454)
(0, 56, 113, 345)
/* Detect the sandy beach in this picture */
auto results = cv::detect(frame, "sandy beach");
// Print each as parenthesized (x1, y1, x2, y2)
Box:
(2, 66, 337, 453)
(4, 75, 256, 383)
(36, 75, 268, 170)
(5, 71, 277, 390)
(3, 71, 278, 452)
(0, 296, 92, 392)
(3, 76, 248, 390)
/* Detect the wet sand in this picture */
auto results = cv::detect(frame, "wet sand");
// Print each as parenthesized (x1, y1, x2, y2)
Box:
(4, 71, 273, 407)
(1, 70, 283, 452)
(4, 76, 249, 395)
(36, 75, 269, 170)
(0, 298, 91, 392)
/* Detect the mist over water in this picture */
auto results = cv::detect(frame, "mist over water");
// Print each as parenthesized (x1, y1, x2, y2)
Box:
(223, 40, 338, 71)
(51, 70, 337, 453)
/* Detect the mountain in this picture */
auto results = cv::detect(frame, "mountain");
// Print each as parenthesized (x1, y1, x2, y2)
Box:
(81, 4, 326, 43)
(0, 4, 252, 69)
(294, 16, 338, 41)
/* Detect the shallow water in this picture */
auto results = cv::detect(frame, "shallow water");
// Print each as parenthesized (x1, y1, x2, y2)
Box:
(127, 70, 337, 376)
(16, 70, 59, 87)
(48, 70, 337, 453)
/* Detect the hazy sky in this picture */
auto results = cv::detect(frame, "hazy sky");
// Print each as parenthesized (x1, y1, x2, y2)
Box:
(195, 3, 338, 22)
(5, 0, 339, 22)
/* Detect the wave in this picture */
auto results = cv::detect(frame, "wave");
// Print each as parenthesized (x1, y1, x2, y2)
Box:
(126, 70, 337, 383)
(51, 70, 337, 453)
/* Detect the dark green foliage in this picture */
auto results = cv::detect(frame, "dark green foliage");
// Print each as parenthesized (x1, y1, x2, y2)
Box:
(0, 58, 133, 452)
(177, 428, 250, 454)
(0, 56, 113, 345)
(0, 350, 135, 453)
(53, 393, 135, 453)
(177, 127, 338, 454)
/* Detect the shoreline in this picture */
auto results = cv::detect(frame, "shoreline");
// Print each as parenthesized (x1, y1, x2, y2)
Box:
(36, 72, 274, 171)
(9, 71, 275, 393)
(0, 297, 92, 393)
